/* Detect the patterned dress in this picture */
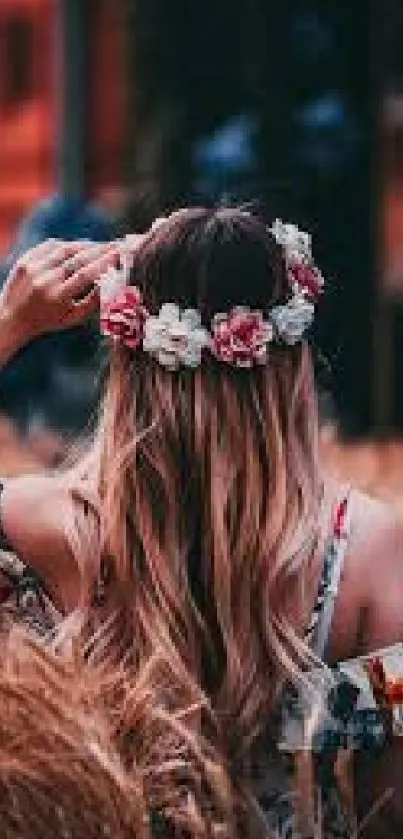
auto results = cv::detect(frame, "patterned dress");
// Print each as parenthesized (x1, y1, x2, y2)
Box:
(258, 495, 398, 838)
(0, 484, 399, 838)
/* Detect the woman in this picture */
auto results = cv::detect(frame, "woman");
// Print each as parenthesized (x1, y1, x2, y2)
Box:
(0, 210, 401, 837)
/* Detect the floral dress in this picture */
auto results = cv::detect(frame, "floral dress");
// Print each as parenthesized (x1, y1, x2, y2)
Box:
(257, 495, 401, 838)
(0, 528, 61, 639)
(0, 483, 400, 838)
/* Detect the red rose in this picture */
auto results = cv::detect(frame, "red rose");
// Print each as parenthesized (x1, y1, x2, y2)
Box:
(288, 260, 324, 299)
(386, 680, 403, 704)
(211, 309, 272, 368)
(100, 286, 148, 349)
(333, 497, 347, 538)
(367, 657, 387, 689)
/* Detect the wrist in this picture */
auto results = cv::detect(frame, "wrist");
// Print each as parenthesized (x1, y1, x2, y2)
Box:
(0, 307, 26, 368)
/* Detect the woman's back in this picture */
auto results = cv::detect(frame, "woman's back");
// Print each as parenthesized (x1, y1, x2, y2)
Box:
(0, 208, 403, 836)
(1, 474, 402, 834)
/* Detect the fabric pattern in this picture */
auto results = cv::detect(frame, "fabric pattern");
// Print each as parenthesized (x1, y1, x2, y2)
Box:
(0, 547, 60, 638)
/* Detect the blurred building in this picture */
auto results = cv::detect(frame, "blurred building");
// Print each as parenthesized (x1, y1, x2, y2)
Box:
(0, 0, 54, 252)
(4, 1, 403, 435)
(0, 1, 124, 444)
(0, 0, 126, 253)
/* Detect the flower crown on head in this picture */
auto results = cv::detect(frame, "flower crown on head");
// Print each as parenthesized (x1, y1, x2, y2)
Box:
(99, 219, 324, 370)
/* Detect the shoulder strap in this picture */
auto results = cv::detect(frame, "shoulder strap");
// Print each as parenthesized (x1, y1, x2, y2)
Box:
(308, 493, 353, 660)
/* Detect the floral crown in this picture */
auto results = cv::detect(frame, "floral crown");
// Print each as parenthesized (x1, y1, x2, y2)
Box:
(99, 219, 324, 371)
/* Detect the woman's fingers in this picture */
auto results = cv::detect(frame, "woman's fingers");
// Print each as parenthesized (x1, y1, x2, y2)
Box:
(33, 242, 106, 278)
(0, 238, 120, 351)
(24, 239, 74, 268)
(22, 238, 61, 265)
(37, 246, 105, 288)
(59, 244, 106, 279)
(33, 247, 79, 278)
(31, 244, 113, 296)
(62, 247, 119, 300)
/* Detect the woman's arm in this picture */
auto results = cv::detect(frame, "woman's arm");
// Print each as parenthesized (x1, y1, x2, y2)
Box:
(0, 238, 117, 370)
(0, 475, 82, 611)
(348, 509, 403, 836)
(0, 238, 117, 608)
(0, 308, 24, 369)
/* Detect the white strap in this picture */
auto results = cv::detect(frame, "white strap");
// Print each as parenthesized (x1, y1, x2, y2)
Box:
(313, 496, 352, 660)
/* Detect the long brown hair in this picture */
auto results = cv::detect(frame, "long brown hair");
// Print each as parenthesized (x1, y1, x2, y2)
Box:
(87, 207, 324, 767)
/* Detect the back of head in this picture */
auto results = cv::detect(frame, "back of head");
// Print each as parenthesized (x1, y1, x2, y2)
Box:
(97, 207, 323, 760)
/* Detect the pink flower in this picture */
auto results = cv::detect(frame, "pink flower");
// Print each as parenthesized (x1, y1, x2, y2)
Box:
(210, 307, 272, 368)
(100, 286, 148, 349)
(288, 260, 324, 299)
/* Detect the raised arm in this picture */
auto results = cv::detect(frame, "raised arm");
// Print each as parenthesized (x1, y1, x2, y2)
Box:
(0, 238, 116, 609)
(0, 238, 118, 369)
(342, 503, 403, 836)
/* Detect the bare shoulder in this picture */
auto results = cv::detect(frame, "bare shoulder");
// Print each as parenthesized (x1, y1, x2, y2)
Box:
(329, 489, 403, 660)
(0, 474, 80, 610)
(349, 490, 403, 589)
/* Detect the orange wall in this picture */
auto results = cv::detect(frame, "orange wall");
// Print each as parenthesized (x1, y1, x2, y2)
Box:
(86, 0, 126, 205)
(0, 0, 126, 257)
(0, 0, 55, 253)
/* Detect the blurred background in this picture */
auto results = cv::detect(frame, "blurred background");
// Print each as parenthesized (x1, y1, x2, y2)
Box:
(1, 0, 403, 507)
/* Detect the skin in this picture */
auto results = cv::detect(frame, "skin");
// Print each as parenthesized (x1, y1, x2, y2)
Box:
(0, 239, 402, 835)
(0, 238, 116, 609)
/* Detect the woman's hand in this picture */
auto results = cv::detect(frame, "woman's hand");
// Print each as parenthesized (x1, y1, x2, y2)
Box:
(0, 239, 117, 366)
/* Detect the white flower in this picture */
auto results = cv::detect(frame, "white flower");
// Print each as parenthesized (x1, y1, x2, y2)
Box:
(150, 215, 168, 232)
(270, 218, 312, 263)
(98, 263, 128, 309)
(120, 233, 144, 272)
(143, 304, 209, 370)
(269, 290, 315, 345)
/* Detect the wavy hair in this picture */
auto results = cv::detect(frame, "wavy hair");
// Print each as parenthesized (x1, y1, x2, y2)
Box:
(79, 207, 327, 753)
(64, 207, 328, 817)
(0, 625, 234, 839)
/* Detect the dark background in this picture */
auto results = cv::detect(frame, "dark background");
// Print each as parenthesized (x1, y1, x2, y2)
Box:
(0, 1, 400, 443)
